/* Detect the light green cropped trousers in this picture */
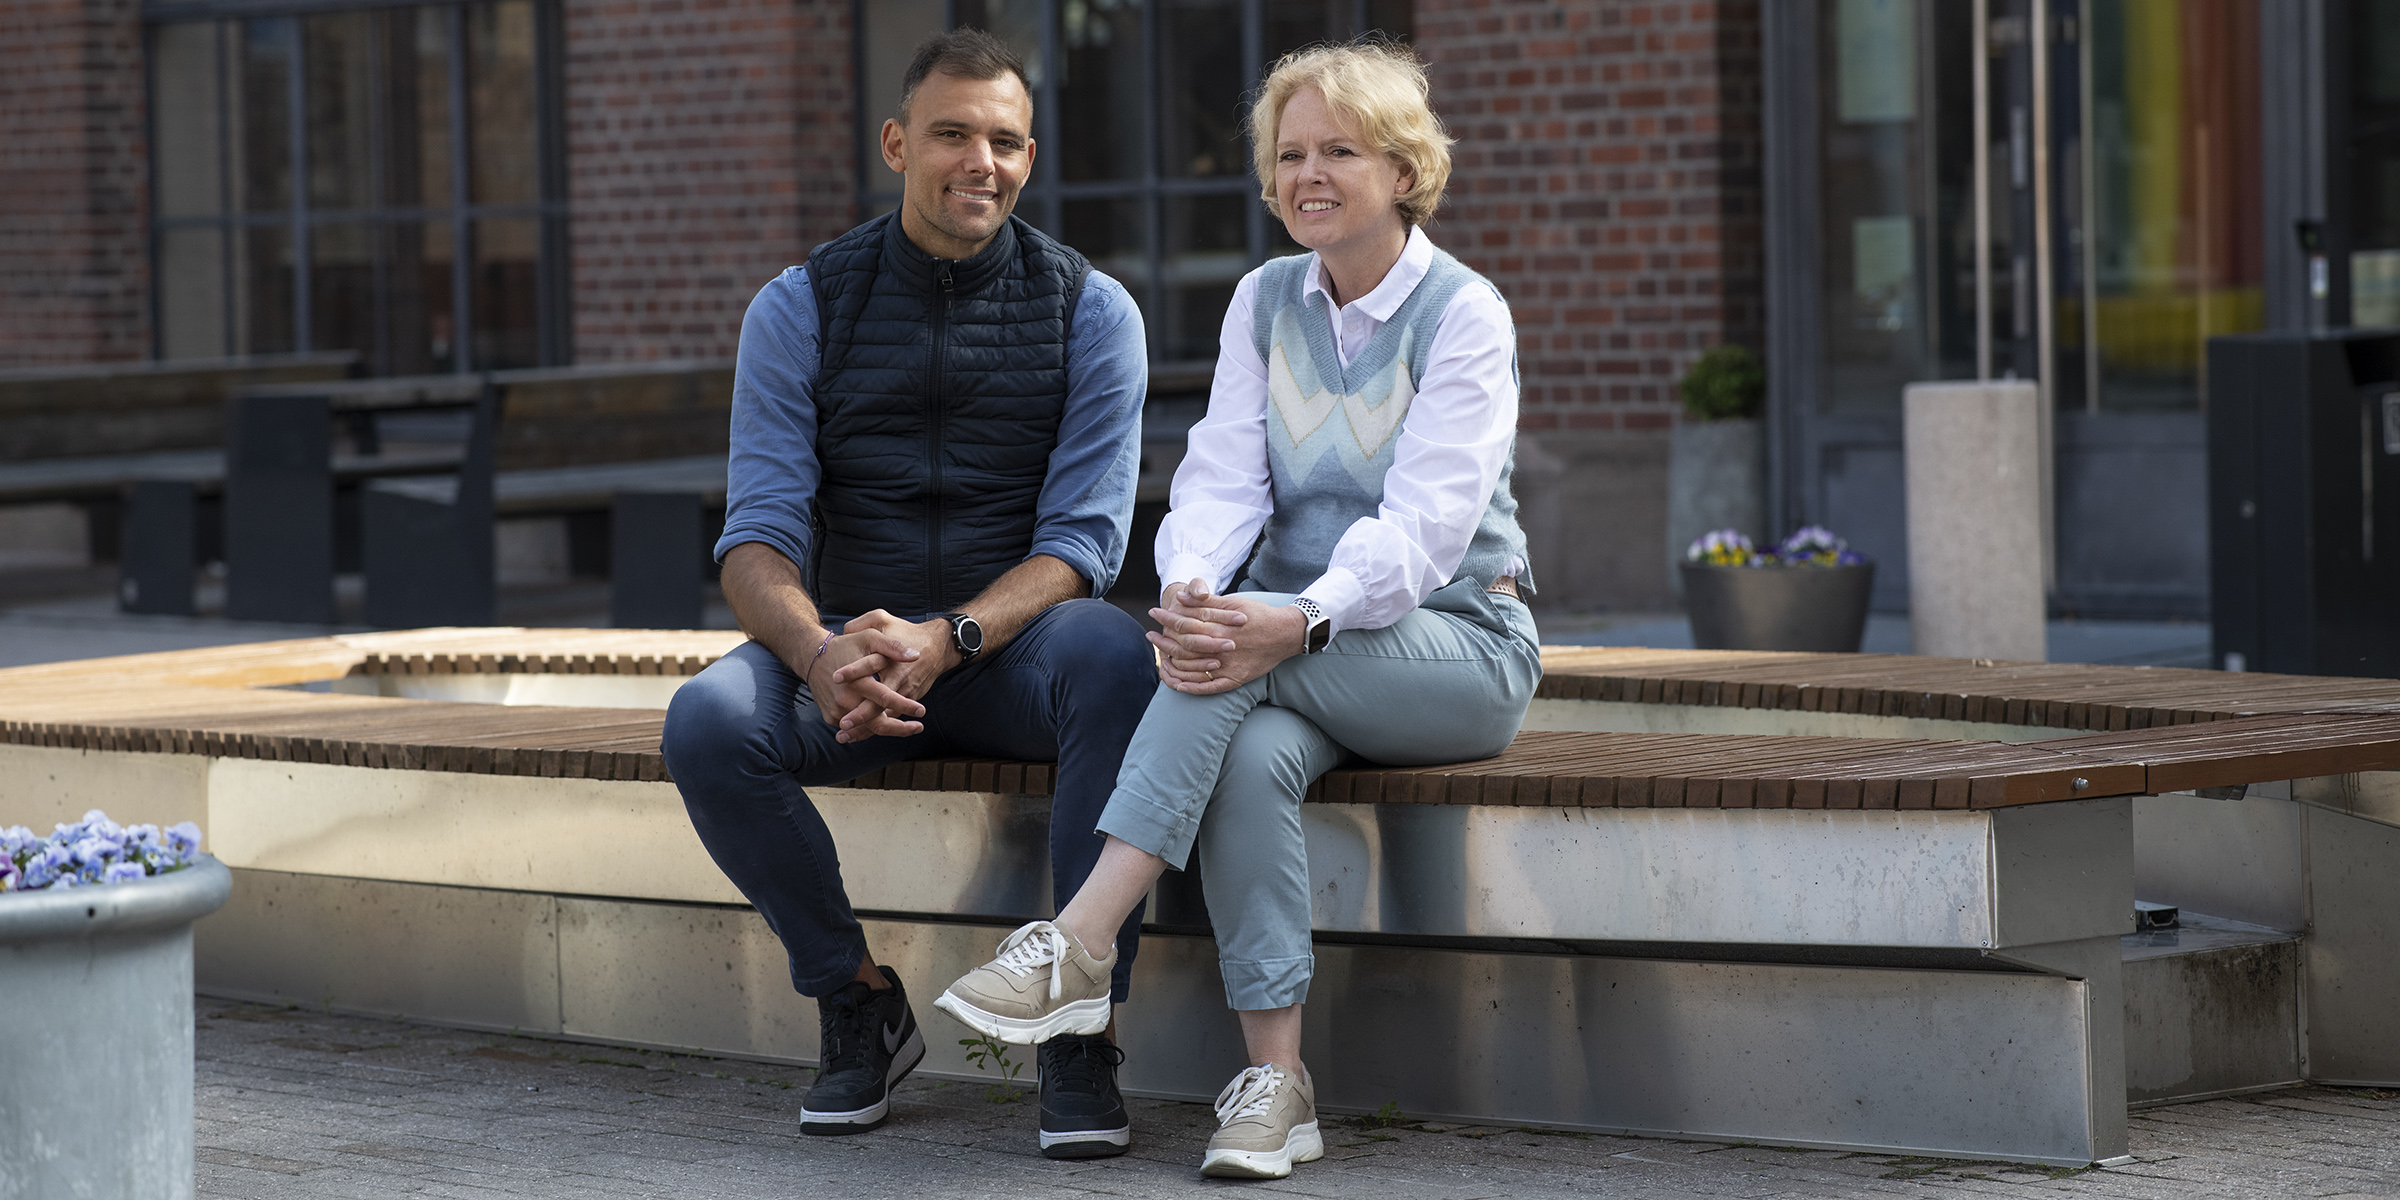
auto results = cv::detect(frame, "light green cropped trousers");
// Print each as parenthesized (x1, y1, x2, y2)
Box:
(1095, 578, 1543, 1010)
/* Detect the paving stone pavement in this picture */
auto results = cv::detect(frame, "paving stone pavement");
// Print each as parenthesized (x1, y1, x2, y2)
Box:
(193, 1000, 2400, 1199)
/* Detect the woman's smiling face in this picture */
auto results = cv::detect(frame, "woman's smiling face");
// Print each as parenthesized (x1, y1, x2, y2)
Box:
(1272, 86, 1412, 257)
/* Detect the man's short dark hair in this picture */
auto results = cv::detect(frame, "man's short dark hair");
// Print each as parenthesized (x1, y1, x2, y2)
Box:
(897, 28, 1033, 126)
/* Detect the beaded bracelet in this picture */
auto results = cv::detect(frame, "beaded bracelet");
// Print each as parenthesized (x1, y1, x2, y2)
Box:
(807, 630, 833, 687)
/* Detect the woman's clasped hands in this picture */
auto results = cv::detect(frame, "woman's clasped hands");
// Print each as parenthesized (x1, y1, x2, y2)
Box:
(1148, 579, 1309, 695)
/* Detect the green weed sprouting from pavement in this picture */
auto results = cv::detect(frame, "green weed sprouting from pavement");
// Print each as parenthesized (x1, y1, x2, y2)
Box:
(959, 1034, 1025, 1103)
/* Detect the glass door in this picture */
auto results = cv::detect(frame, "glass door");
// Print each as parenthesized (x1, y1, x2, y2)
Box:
(1772, 0, 2261, 619)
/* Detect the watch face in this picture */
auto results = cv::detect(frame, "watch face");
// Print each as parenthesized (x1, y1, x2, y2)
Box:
(953, 615, 982, 654)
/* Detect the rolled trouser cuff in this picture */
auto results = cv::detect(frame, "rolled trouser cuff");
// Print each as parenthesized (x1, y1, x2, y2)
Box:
(1095, 784, 1205, 870)
(1218, 953, 1314, 1011)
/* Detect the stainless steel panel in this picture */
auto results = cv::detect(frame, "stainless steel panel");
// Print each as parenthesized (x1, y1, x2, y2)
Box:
(1303, 805, 2003, 946)
(1991, 798, 2135, 947)
(2292, 772, 2400, 832)
(194, 868, 562, 1034)
(1297, 947, 2101, 1166)
(2301, 805, 2400, 1085)
(2121, 916, 2301, 1105)
(216, 870, 2113, 1166)
(2132, 792, 2308, 932)
(1980, 934, 2126, 1161)
(205, 757, 2155, 949)
(1521, 697, 2080, 743)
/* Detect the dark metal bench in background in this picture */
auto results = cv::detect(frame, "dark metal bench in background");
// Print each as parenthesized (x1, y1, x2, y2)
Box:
(0, 353, 358, 609)
(116, 361, 736, 626)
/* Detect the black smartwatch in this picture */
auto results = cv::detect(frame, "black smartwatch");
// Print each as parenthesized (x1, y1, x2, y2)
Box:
(932, 612, 983, 663)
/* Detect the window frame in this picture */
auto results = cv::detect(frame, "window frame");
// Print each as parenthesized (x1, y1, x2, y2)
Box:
(142, 0, 570, 372)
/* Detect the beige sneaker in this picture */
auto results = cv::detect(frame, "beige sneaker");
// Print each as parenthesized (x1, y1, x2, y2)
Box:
(933, 920, 1115, 1045)
(1200, 1063, 1323, 1179)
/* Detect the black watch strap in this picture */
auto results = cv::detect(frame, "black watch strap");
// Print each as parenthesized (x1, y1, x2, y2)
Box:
(935, 612, 983, 662)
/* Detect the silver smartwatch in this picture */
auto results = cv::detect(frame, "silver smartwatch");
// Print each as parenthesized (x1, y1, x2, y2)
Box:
(1290, 597, 1331, 654)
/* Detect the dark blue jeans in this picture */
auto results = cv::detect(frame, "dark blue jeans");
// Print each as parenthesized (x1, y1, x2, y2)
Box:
(662, 598, 1154, 1000)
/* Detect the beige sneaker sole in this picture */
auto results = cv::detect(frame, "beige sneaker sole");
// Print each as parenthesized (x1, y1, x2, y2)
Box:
(1200, 1120, 1323, 1179)
(931, 990, 1110, 1046)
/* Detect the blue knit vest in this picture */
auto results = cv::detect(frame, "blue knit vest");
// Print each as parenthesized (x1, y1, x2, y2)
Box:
(1240, 247, 1535, 599)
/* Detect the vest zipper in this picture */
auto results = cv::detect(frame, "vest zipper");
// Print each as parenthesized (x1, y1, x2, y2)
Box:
(928, 261, 952, 609)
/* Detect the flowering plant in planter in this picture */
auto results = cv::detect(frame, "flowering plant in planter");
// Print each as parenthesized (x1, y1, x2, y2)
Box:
(1, 809, 227, 1197)
(1681, 526, 1876, 652)
(0, 810, 204, 893)
(1686, 526, 1869, 568)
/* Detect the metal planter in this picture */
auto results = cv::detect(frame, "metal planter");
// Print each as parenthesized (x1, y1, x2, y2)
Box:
(1682, 562, 1877, 652)
(0, 856, 231, 1200)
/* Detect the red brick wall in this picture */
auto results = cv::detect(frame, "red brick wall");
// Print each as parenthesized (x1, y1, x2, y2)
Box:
(565, 0, 855, 361)
(1415, 0, 1761, 610)
(0, 0, 152, 368)
(1416, 0, 1762, 430)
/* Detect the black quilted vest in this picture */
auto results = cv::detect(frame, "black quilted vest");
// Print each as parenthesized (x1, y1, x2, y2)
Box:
(806, 213, 1088, 616)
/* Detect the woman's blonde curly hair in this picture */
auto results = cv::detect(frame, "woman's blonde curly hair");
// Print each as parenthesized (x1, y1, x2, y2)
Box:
(1247, 40, 1454, 227)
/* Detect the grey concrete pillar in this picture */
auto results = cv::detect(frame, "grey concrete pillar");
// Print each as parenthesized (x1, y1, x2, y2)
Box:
(1904, 381, 2046, 661)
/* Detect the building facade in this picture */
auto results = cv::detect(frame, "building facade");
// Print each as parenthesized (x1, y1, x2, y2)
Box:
(4, 0, 2388, 618)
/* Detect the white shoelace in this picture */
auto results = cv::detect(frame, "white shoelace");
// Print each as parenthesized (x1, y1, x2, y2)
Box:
(1213, 1065, 1287, 1124)
(990, 921, 1074, 1001)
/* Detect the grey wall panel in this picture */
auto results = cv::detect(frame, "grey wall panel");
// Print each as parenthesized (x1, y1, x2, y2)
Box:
(2123, 930, 2302, 1104)
(195, 871, 2116, 1165)
(2302, 806, 2400, 1085)
(1991, 798, 2135, 948)
(2132, 793, 2308, 932)
(554, 897, 822, 1066)
(194, 869, 561, 1034)
(1301, 804, 2006, 947)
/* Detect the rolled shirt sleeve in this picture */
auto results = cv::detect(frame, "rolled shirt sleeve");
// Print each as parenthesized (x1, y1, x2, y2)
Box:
(1030, 270, 1147, 596)
(713, 268, 823, 569)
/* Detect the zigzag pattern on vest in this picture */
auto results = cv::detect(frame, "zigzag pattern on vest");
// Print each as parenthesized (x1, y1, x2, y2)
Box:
(806, 214, 1090, 617)
(1240, 246, 1535, 600)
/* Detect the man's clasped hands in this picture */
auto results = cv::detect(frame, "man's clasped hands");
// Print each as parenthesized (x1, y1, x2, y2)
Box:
(807, 579, 1313, 744)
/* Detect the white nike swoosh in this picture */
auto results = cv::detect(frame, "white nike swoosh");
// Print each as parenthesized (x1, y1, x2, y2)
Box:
(882, 1021, 905, 1056)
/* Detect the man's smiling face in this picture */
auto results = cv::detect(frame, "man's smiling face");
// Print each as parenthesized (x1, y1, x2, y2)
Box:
(881, 70, 1035, 261)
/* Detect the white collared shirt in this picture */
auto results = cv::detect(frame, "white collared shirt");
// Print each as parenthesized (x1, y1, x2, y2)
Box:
(1157, 226, 1522, 638)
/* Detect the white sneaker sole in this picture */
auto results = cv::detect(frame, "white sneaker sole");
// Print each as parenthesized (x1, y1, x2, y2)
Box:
(800, 1026, 925, 1132)
(1200, 1120, 1323, 1179)
(931, 991, 1110, 1046)
(1038, 1124, 1132, 1150)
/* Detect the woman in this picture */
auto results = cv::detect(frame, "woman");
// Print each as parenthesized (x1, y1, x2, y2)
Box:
(931, 40, 1541, 1178)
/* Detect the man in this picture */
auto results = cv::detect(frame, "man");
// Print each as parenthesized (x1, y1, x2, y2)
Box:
(661, 29, 1155, 1158)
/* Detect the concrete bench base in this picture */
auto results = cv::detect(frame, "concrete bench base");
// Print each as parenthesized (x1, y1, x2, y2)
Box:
(197, 867, 2115, 1166)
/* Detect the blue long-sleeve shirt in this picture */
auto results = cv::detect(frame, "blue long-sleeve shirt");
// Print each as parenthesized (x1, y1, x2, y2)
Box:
(713, 264, 1149, 601)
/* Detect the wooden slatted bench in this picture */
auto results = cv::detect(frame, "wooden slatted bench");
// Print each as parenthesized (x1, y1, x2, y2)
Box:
(4, 634, 2397, 1167)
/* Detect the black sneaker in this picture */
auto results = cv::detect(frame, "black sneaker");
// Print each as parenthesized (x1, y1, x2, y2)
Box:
(1037, 1032, 1130, 1158)
(801, 966, 925, 1134)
